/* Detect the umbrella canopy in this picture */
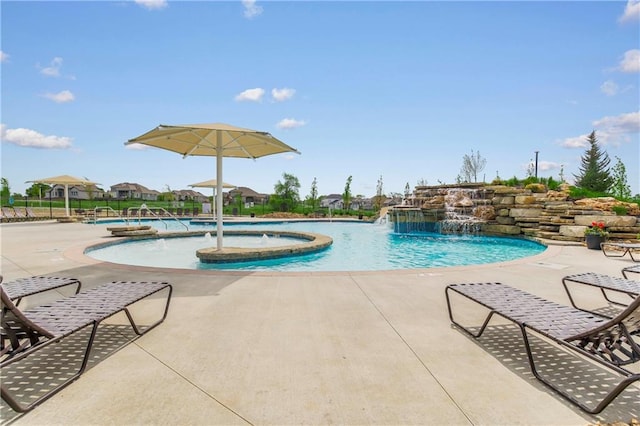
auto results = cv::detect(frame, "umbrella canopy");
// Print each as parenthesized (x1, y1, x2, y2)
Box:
(26, 175, 99, 217)
(126, 123, 300, 250)
(189, 179, 237, 218)
(188, 179, 236, 189)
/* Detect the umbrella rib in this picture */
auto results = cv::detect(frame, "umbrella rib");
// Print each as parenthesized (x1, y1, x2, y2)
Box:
(183, 129, 218, 158)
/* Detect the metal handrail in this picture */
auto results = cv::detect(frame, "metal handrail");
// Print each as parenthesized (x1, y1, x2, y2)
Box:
(133, 204, 188, 231)
(89, 206, 129, 225)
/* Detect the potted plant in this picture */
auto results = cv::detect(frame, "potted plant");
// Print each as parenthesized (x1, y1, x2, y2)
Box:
(584, 221, 607, 250)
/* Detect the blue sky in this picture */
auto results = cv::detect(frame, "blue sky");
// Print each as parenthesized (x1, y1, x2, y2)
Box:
(2, 0, 639, 199)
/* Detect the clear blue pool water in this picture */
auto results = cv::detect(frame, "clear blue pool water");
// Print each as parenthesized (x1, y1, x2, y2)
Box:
(86, 220, 546, 272)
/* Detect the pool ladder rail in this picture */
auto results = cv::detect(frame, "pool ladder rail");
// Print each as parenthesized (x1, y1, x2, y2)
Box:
(87, 205, 189, 230)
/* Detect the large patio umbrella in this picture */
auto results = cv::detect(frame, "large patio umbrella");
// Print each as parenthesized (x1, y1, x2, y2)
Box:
(26, 175, 99, 217)
(189, 179, 236, 218)
(126, 123, 300, 250)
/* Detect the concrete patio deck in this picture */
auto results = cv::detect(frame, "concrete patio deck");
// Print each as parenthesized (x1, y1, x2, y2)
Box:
(1, 220, 638, 425)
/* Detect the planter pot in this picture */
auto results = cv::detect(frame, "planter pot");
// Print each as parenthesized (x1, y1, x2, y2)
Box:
(585, 235, 605, 250)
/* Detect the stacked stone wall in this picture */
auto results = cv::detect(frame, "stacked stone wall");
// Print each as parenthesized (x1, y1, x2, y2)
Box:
(410, 184, 640, 242)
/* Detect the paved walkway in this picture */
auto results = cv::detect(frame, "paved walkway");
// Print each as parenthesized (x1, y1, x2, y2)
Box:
(1, 220, 639, 425)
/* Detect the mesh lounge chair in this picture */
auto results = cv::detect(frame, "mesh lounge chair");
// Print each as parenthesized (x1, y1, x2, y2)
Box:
(562, 272, 640, 310)
(1, 207, 17, 222)
(1, 280, 172, 412)
(2, 276, 82, 306)
(25, 207, 38, 220)
(623, 265, 640, 280)
(601, 242, 640, 262)
(445, 281, 640, 414)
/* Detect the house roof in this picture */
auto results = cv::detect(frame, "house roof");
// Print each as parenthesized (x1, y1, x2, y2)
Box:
(229, 187, 265, 197)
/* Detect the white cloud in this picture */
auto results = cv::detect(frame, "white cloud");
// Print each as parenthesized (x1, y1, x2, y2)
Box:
(520, 160, 561, 173)
(560, 111, 640, 148)
(600, 80, 619, 96)
(242, 0, 263, 19)
(276, 118, 306, 129)
(0, 124, 73, 149)
(619, 49, 640, 73)
(39, 57, 63, 77)
(42, 90, 75, 103)
(272, 88, 296, 102)
(537, 161, 561, 171)
(125, 143, 150, 150)
(235, 88, 265, 102)
(619, 0, 640, 23)
(135, 0, 168, 10)
(0, 51, 9, 62)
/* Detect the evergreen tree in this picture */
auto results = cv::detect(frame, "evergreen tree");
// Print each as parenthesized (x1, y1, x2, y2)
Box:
(573, 131, 612, 192)
(610, 156, 631, 199)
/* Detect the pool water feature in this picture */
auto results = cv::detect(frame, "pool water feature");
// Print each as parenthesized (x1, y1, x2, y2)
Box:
(85, 220, 546, 272)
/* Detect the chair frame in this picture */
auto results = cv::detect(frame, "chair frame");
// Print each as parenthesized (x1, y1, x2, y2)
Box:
(1, 280, 172, 413)
(445, 281, 640, 414)
(1, 276, 82, 306)
(623, 265, 640, 280)
(562, 272, 640, 311)
(601, 242, 640, 262)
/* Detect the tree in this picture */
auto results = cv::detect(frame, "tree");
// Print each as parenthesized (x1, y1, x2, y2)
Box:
(273, 172, 301, 212)
(610, 156, 631, 200)
(342, 175, 353, 212)
(26, 183, 51, 199)
(459, 150, 486, 183)
(306, 177, 319, 211)
(1, 178, 10, 206)
(573, 131, 612, 192)
(373, 175, 384, 211)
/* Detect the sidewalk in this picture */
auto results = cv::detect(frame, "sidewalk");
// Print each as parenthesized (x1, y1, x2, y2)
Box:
(1, 221, 638, 425)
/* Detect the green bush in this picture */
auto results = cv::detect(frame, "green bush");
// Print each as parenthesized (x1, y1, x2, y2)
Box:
(612, 205, 628, 216)
(504, 176, 520, 187)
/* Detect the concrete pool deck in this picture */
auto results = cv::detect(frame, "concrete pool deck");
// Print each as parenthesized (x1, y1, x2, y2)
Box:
(1, 220, 639, 425)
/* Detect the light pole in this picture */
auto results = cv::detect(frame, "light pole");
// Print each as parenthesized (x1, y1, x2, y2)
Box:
(534, 151, 539, 179)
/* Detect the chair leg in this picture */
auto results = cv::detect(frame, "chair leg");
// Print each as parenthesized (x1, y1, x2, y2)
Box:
(122, 286, 172, 335)
(519, 324, 640, 414)
(1, 321, 99, 413)
(445, 287, 497, 338)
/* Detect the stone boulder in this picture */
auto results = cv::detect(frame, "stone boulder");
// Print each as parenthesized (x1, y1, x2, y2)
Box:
(574, 215, 637, 227)
(559, 225, 587, 238)
(474, 205, 496, 220)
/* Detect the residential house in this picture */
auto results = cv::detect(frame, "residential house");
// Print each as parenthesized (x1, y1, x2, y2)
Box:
(46, 184, 105, 201)
(172, 189, 208, 203)
(228, 187, 269, 207)
(109, 182, 160, 201)
(320, 193, 343, 209)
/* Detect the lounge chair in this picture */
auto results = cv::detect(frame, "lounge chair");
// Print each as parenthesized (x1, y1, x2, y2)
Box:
(12, 208, 27, 221)
(445, 281, 640, 414)
(1, 280, 172, 412)
(1, 207, 17, 222)
(562, 272, 640, 310)
(623, 265, 640, 280)
(25, 207, 39, 220)
(601, 242, 640, 262)
(2, 276, 82, 306)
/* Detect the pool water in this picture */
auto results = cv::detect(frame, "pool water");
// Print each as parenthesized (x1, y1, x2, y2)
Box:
(86, 220, 546, 272)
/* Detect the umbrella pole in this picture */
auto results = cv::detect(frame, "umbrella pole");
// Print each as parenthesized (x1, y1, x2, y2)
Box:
(216, 132, 223, 250)
(64, 184, 70, 217)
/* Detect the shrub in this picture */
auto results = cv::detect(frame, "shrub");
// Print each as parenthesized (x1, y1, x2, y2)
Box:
(612, 205, 628, 216)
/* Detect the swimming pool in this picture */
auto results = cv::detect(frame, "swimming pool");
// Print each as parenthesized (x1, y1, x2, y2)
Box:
(86, 220, 546, 272)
